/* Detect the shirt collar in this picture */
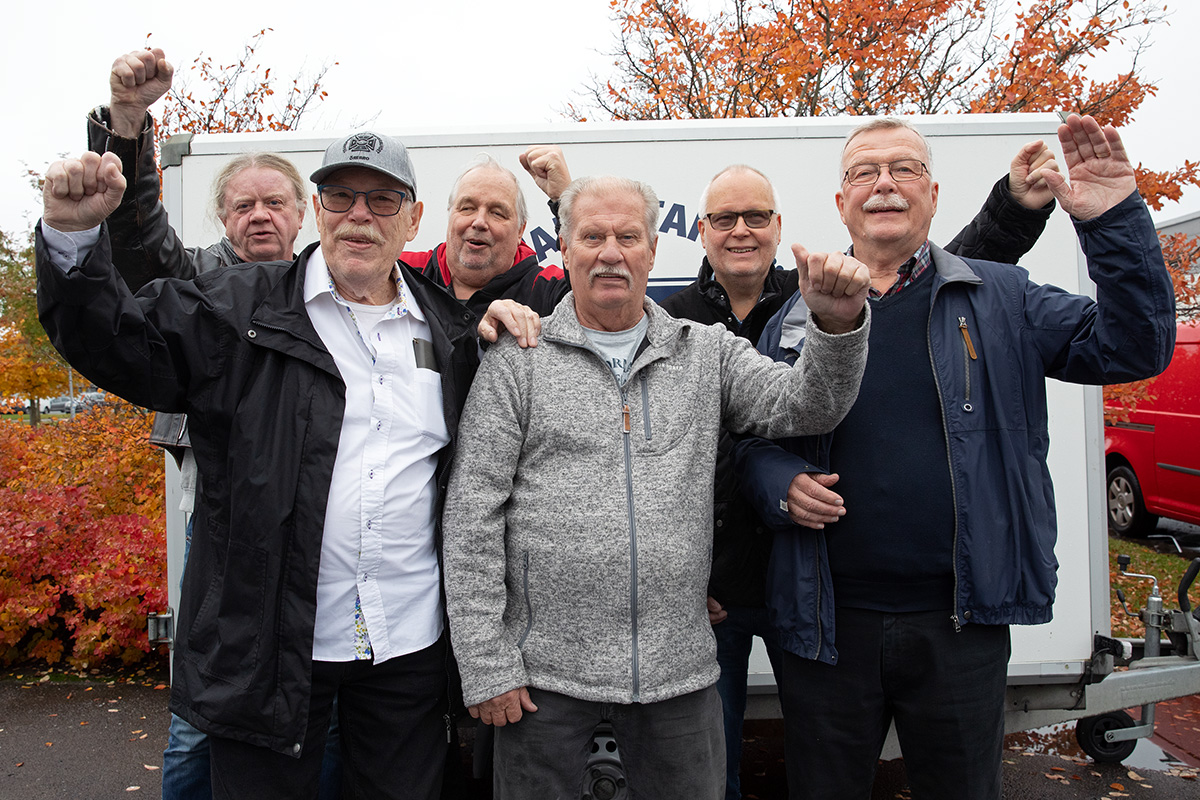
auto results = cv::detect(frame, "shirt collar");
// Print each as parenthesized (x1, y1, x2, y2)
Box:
(304, 246, 423, 322)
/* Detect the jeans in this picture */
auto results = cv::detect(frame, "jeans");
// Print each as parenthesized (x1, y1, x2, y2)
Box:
(162, 713, 210, 799)
(712, 605, 784, 800)
(780, 607, 1010, 800)
(493, 685, 724, 800)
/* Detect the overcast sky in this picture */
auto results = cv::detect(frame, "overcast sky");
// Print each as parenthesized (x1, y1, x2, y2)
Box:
(4, 0, 1197, 236)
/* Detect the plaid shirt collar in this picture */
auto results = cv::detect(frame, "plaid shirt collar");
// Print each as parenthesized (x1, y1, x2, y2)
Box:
(849, 240, 933, 299)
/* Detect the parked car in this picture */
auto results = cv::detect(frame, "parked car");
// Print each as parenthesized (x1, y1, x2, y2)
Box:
(46, 395, 78, 414)
(80, 391, 107, 408)
(1105, 320, 1200, 535)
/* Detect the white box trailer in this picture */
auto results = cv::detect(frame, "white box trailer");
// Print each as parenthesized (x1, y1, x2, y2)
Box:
(153, 113, 1199, 754)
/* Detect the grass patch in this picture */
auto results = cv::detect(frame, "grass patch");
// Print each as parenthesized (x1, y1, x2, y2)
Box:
(1108, 535, 1200, 638)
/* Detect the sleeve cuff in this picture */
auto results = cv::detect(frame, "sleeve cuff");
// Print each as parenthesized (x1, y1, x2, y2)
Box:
(40, 224, 101, 271)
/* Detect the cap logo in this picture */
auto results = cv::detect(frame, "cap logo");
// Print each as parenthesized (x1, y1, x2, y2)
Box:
(344, 133, 384, 154)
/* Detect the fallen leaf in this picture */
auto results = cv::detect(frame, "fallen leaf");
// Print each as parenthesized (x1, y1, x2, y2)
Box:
(131, 729, 143, 734)
(143, 765, 160, 771)
(45, 742, 52, 747)
(153, 684, 167, 690)
(15, 763, 23, 768)
(1111, 784, 1125, 790)
(1127, 770, 1144, 781)
(79, 721, 89, 726)
(108, 709, 119, 713)
(126, 787, 141, 792)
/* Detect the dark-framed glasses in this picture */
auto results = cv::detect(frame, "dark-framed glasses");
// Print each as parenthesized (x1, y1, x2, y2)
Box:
(704, 209, 776, 231)
(843, 159, 928, 186)
(317, 185, 409, 216)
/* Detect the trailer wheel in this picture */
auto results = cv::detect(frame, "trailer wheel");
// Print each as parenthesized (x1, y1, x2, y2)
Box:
(1107, 465, 1158, 537)
(1076, 711, 1138, 763)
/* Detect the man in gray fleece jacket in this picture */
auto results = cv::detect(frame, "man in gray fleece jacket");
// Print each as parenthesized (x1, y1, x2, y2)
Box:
(443, 175, 870, 799)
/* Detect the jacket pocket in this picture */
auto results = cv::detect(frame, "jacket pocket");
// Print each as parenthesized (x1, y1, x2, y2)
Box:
(516, 550, 535, 649)
(186, 538, 267, 689)
(958, 316, 978, 413)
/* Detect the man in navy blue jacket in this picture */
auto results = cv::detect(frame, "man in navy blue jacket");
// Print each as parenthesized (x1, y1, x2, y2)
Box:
(735, 114, 1175, 800)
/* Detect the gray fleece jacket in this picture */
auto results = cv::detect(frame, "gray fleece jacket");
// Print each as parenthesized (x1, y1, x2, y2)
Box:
(443, 293, 869, 707)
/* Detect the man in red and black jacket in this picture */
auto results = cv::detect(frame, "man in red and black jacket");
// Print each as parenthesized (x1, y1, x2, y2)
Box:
(402, 147, 573, 319)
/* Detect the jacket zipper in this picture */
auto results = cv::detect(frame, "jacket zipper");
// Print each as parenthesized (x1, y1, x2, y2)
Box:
(640, 375, 652, 440)
(517, 551, 534, 648)
(931, 303, 964, 632)
(958, 317, 977, 410)
(621, 383, 641, 701)
(813, 535, 824, 660)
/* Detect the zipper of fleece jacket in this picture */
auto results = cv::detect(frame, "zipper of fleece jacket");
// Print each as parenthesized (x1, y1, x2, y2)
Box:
(620, 383, 641, 701)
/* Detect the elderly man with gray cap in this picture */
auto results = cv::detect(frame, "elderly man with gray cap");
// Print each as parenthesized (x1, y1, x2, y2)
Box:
(35, 130, 538, 799)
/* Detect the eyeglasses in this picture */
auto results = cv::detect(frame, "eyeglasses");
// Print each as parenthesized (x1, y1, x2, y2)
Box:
(843, 159, 928, 186)
(704, 209, 776, 231)
(317, 185, 409, 216)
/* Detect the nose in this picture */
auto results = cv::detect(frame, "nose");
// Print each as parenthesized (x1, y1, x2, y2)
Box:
(469, 208, 489, 229)
(598, 235, 623, 263)
(250, 201, 271, 221)
(873, 165, 900, 191)
(346, 192, 374, 221)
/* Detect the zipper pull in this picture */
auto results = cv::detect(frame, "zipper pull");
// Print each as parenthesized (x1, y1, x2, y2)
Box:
(444, 712, 452, 744)
(958, 317, 977, 360)
(622, 403, 631, 434)
(950, 613, 963, 633)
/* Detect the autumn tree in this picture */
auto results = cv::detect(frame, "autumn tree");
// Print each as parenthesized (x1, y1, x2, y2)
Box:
(1, 32, 338, 669)
(154, 27, 335, 136)
(576, 0, 1198, 204)
(0, 228, 86, 425)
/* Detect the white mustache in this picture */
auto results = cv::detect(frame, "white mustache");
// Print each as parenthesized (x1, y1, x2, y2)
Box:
(588, 266, 633, 286)
(862, 195, 910, 212)
(337, 225, 385, 246)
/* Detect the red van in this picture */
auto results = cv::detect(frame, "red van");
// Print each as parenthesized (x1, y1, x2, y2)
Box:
(1105, 320, 1200, 534)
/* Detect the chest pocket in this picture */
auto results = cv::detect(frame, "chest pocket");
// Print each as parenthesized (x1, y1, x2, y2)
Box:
(629, 362, 698, 454)
(413, 369, 450, 446)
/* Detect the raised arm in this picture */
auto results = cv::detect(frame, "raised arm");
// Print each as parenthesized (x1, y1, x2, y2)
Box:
(87, 49, 210, 290)
(944, 139, 1060, 264)
(37, 153, 215, 412)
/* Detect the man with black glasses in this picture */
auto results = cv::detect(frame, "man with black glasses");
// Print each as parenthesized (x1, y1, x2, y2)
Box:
(37, 131, 538, 800)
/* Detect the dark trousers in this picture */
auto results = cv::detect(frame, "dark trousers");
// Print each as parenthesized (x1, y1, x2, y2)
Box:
(493, 685, 725, 800)
(209, 635, 449, 800)
(713, 605, 784, 800)
(781, 608, 1009, 800)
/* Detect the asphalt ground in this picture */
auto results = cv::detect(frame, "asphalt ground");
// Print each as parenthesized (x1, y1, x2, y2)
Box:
(3, 673, 1198, 800)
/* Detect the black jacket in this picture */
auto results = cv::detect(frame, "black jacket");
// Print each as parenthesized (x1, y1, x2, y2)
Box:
(659, 176, 1054, 608)
(37, 232, 478, 756)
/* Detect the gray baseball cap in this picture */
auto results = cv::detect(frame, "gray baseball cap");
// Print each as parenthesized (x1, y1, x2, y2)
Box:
(310, 132, 418, 197)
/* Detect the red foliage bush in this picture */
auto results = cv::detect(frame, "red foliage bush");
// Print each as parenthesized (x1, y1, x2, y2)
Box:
(0, 401, 166, 668)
